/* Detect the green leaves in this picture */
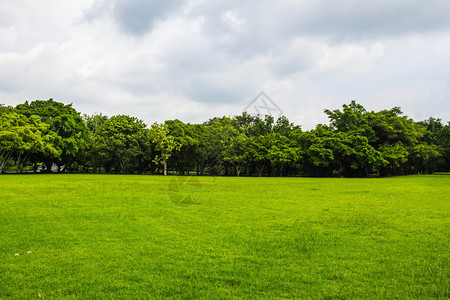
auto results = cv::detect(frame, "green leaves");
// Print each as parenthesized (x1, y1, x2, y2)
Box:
(1, 99, 448, 176)
(15, 99, 88, 170)
(150, 122, 181, 175)
(0, 112, 59, 172)
(93, 115, 151, 173)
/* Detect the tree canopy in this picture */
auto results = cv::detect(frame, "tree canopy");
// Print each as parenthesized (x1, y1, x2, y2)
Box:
(1, 99, 448, 176)
(15, 99, 88, 172)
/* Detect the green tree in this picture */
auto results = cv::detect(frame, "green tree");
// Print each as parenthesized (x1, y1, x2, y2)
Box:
(0, 113, 59, 173)
(165, 120, 198, 175)
(83, 113, 109, 172)
(324, 101, 430, 176)
(15, 99, 88, 172)
(294, 124, 382, 177)
(266, 132, 300, 176)
(248, 134, 271, 176)
(221, 125, 249, 177)
(94, 115, 151, 173)
(416, 118, 447, 173)
(150, 122, 181, 176)
(0, 113, 21, 173)
(0, 104, 14, 115)
(189, 123, 210, 175)
(202, 117, 231, 175)
(205, 116, 250, 176)
(324, 100, 374, 139)
(438, 122, 450, 171)
(274, 115, 297, 136)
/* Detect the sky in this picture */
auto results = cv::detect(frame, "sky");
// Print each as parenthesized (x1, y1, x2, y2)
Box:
(1, 0, 450, 129)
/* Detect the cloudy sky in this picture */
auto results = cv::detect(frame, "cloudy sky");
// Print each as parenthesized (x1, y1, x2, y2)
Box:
(1, 0, 449, 129)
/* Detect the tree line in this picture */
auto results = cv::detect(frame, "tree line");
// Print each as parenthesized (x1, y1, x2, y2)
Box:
(1, 99, 449, 176)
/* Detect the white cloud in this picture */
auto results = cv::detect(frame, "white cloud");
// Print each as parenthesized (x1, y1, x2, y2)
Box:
(0, 0, 449, 129)
(221, 10, 245, 31)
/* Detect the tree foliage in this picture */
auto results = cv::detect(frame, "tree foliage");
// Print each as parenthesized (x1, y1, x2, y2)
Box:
(93, 115, 151, 173)
(150, 122, 181, 176)
(1, 99, 448, 176)
(15, 99, 88, 171)
(0, 112, 59, 173)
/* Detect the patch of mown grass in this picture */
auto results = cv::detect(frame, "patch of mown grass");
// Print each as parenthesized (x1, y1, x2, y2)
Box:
(0, 174, 449, 299)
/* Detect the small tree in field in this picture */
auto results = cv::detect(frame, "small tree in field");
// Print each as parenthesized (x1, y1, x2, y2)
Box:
(150, 122, 181, 175)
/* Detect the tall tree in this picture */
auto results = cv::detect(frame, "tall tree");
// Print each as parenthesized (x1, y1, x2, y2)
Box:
(324, 100, 373, 138)
(248, 135, 271, 176)
(274, 115, 297, 136)
(15, 99, 88, 172)
(266, 132, 300, 176)
(221, 124, 249, 176)
(438, 122, 450, 171)
(0, 113, 59, 173)
(165, 120, 198, 175)
(150, 122, 181, 176)
(94, 115, 152, 173)
(83, 113, 109, 172)
(0, 104, 14, 115)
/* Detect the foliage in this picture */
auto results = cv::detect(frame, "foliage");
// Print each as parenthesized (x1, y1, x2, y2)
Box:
(1, 99, 449, 176)
(15, 99, 88, 171)
(150, 122, 181, 175)
(82, 113, 109, 172)
(165, 119, 198, 175)
(0, 112, 59, 173)
(93, 115, 152, 173)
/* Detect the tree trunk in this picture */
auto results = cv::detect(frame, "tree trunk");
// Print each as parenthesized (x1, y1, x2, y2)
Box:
(46, 161, 53, 173)
(0, 151, 13, 173)
(256, 163, 265, 177)
(16, 152, 22, 173)
(119, 159, 125, 174)
(163, 157, 167, 176)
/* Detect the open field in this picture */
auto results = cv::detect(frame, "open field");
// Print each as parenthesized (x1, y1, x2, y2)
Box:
(0, 174, 449, 299)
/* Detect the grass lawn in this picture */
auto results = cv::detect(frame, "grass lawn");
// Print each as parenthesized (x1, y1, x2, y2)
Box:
(0, 174, 449, 299)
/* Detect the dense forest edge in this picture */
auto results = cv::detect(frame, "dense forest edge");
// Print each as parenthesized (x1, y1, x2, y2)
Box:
(1, 99, 449, 177)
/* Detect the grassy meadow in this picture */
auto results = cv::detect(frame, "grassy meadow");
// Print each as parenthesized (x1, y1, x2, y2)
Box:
(0, 174, 449, 299)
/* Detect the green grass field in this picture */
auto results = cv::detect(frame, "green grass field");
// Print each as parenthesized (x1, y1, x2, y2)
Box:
(0, 175, 449, 299)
